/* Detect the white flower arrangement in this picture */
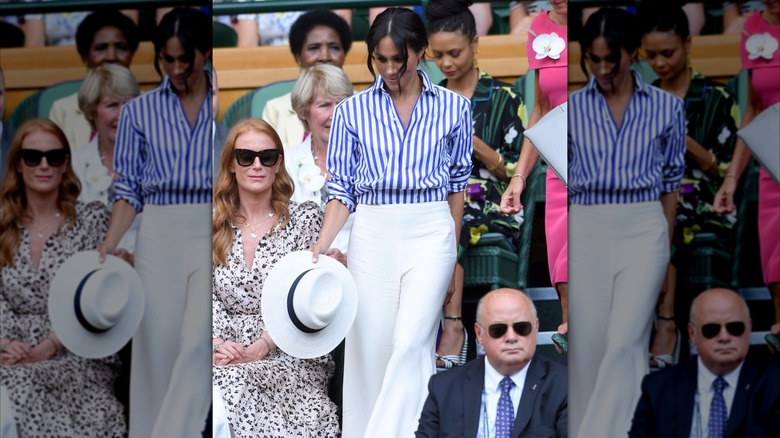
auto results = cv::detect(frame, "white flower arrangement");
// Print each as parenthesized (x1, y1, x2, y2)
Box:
(717, 125, 731, 145)
(81, 154, 113, 193)
(531, 31, 565, 61)
(297, 162, 327, 193)
(745, 31, 778, 61)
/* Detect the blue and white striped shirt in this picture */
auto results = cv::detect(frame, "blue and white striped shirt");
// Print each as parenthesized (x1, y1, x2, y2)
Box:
(568, 71, 686, 205)
(326, 70, 473, 212)
(113, 74, 213, 211)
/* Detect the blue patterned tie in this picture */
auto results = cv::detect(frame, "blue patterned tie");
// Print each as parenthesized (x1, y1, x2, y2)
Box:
(708, 377, 727, 438)
(495, 377, 515, 438)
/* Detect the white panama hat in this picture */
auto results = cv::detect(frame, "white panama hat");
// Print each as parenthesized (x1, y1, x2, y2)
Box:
(48, 250, 145, 359)
(261, 251, 358, 359)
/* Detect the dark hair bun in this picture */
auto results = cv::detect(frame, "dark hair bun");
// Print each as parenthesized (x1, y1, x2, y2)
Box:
(425, 0, 473, 24)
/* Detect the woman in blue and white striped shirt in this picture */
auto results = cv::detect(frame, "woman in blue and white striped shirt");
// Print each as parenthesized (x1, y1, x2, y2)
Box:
(567, 8, 686, 438)
(310, 8, 473, 437)
(97, 8, 212, 437)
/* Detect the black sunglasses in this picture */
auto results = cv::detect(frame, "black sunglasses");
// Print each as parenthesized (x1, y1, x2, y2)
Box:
(486, 321, 533, 339)
(700, 321, 746, 339)
(20, 149, 69, 167)
(234, 149, 281, 167)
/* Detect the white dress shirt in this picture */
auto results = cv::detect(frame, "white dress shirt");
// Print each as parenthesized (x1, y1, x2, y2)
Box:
(476, 357, 532, 438)
(691, 357, 743, 437)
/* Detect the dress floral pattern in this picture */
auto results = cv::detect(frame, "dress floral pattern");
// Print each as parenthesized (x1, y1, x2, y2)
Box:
(653, 72, 740, 262)
(440, 70, 526, 261)
(212, 201, 340, 437)
(0, 201, 126, 437)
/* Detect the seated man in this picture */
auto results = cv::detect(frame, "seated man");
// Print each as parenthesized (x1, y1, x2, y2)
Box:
(629, 288, 780, 437)
(416, 288, 568, 437)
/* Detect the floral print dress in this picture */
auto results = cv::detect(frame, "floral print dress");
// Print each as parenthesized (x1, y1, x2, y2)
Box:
(440, 70, 526, 262)
(653, 72, 740, 263)
(212, 201, 340, 437)
(0, 201, 126, 437)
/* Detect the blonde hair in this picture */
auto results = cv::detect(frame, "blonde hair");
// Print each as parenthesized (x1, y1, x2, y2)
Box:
(212, 118, 294, 267)
(0, 119, 81, 266)
(290, 64, 354, 131)
(78, 64, 141, 131)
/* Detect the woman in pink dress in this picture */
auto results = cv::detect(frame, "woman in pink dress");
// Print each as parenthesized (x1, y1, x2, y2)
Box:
(501, 0, 569, 341)
(714, 0, 780, 351)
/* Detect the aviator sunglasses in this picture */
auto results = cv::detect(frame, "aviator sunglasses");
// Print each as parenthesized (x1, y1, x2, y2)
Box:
(699, 321, 746, 339)
(20, 149, 69, 167)
(486, 321, 533, 339)
(234, 149, 281, 167)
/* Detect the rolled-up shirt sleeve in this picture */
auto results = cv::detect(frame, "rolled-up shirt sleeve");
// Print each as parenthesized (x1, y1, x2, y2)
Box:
(660, 100, 686, 194)
(113, 105, 145, 212)
(326, 103, 358, 212)
(447, 102, 474, 193)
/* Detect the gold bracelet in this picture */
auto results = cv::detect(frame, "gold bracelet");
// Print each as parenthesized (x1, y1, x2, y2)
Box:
(707, 153, 717, 170)
(489, 151, 504, 173)
(259, 336, 272, 353)
(511, 173, 526, 185)
(725, 173, 738, 180)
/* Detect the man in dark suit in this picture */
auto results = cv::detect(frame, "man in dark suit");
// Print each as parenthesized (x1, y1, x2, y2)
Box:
(416, 288, 568, 437)
(630, 288, 780, 437)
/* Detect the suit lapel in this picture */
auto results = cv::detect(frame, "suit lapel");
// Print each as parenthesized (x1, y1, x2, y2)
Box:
(677, 360, 698, 438)
(726, 358, 756, 437)
(464, 359, 485, 436)
(512, 359, 544, 438)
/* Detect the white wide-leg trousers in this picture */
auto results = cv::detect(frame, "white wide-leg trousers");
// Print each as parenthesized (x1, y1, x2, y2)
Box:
(342, 201, 456, 438)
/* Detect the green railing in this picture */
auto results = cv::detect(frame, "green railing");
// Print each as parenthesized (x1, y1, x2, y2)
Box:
(0, 0, 207, 15)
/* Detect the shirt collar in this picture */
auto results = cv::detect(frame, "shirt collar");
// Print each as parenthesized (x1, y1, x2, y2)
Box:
(369, 68, 438, 96)
(484, 355, 532, 392)
(161, 69, 213, 94)
(697, 356, 743, 392)
(585, 69, 652, 96)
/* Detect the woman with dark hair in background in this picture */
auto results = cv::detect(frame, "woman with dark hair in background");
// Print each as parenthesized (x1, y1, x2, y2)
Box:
(425, 0, 526, 369)
(261, 9, 353, 149)
(0, 119, 126, 436)
(310, 8, 473, 437)
(97, 8, 213, 437)
(638, 3, 740, 369)
(568, 7, 686, 437)
(49, 10, 140, 151)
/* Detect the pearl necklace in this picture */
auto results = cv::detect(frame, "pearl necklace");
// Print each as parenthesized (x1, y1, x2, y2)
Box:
(244, 211, 274, 239)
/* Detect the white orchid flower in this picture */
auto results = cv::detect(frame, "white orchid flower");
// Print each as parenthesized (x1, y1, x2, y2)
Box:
(298, 163, 327, 192)
(746, 32, 778, 61)
(532, 32, 565, 61)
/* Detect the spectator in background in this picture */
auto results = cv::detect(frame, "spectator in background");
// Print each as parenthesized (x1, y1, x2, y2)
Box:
(72, 63, 141, 256)
(286, 64, 354, 259)
(416, 288, 568, 437)
(260, 9, 353, 149)
(629, 288, 780, 437)
(581, 1, 706, 36)
(714, 0, 780, 355)
(371, 3, 493, 36)
(638, 2, 740, 371)
(426, 0, 526, 370)
(0, 119, 126, 437)
(723, 1, 766, 34)
(49, 10, 140, 153)
(234, 0, 351, 47)
(212, 118, 340, 436)
(97, 8, 213, 437)
(509, 1, 552, 34)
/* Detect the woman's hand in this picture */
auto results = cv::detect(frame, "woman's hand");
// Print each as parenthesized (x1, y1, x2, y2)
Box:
(0, 340, 32, 364)
(113, 248, 135, 267)
(97, 240, 118, 264)
(16, 339, 58, 364)
(309, 242, 342, 264)
(212, 340, 245, 365)
(713, 176, 738, 214)
(499, 176, 527, 214)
